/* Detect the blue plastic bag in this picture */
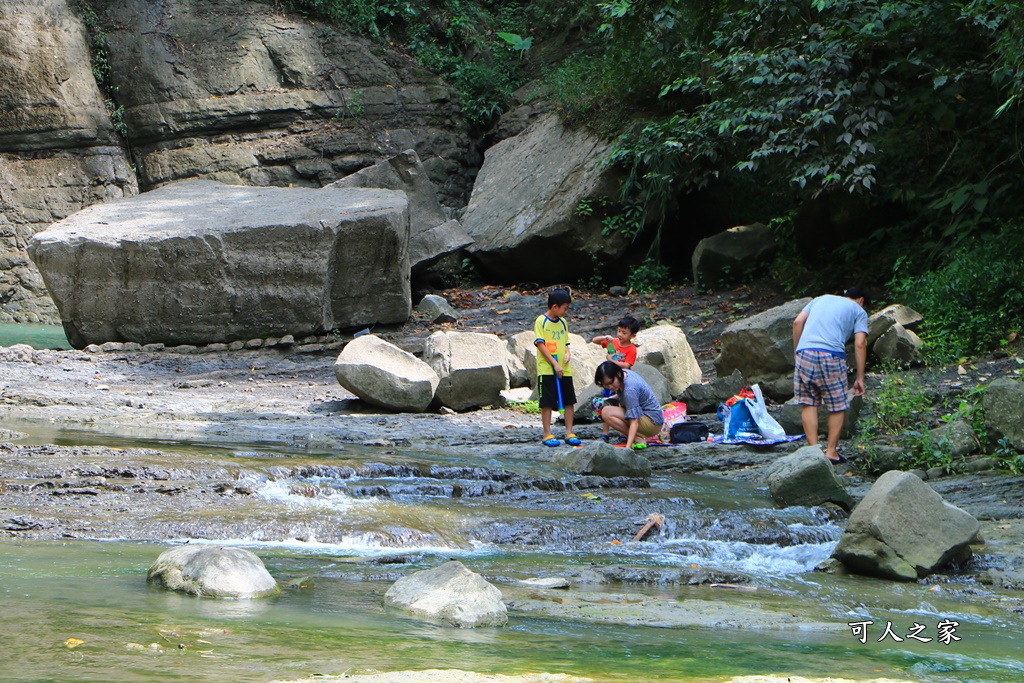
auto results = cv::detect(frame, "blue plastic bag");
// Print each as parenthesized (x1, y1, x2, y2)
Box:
(719, 400, 759, 439)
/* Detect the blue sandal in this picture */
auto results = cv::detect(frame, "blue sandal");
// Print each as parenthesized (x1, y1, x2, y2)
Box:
(543, 435, 560, 447)
(565, 434, 582, 446)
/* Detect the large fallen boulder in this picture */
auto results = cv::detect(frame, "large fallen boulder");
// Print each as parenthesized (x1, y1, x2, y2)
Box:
(678, 369, 745, 415)
(423, 331, 508, 410)
(691, 223, 777, 288)
(147, 545, 280, 598)
(462, 113, 626, 283)
(983, 377, 1024, 452)
(334, 335, 440, 412)
(28, 180, 411, 348)
(872, 323, 923, 364)
(329, 150, 472, 271)
(383, 560, 507, 627)
(867, 304, 923, 348)
(831, 470, 980, 581)
(765, 446, 854, 511)
(634, 325, 702, 396)
(715, 298, 812, 401)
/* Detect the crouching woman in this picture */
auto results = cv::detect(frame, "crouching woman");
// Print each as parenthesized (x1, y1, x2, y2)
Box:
(594, 361, 664, 450)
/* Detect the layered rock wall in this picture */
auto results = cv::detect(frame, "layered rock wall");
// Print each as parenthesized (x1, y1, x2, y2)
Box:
(1, 0, 474, 322)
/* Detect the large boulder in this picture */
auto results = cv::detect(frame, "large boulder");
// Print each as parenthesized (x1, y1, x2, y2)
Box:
(928, 418, 979, 458)
(777, 394, 863, 438)
(867, 304, 923, 348)
(462, 113, 626, 283)
(872, 323, 923, 364)
(983, 377, 1024, 451)
(147, 545, 280, 599)
(831, 470, 980, 581)
(507, 330, 539, 387)
(634, 325, 702, 396)
(383, 560, 507, 628)
(417, 294, 459, 324)
(329, 150, 472, 271)
(334, 335, 440, 412)
(28, 180, 411, 348)
(691, 223, 777, 288)
(678, 368, 745, 415)
(552, 441, 651, 478)
(2, 0, 477, 324)
(715, 298, 812, 401)
(423, 331, 509, 410)
(764, 446, 854, 511)
(0, 0, 137, 323)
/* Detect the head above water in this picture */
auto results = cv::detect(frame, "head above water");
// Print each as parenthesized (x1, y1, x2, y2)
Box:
(844, 286, 871, 310)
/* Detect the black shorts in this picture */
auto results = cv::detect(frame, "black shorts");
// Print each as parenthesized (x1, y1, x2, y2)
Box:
(538, 375, 577, 409)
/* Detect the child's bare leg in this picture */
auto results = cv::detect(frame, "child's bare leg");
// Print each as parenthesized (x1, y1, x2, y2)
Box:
(563, 405, 574, 438)
(541, 407, 553, 438)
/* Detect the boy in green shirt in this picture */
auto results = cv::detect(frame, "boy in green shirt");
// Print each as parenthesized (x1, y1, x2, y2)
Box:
(533, 288, 580, 446)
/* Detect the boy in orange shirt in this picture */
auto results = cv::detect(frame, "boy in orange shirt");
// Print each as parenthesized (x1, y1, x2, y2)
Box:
(591, 316, 640, 442)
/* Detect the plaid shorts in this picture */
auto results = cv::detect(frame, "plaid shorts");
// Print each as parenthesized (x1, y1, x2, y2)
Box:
(793, 350, 850, 412)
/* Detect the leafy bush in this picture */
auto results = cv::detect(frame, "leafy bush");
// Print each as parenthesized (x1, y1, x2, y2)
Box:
(626, 258, 672, 294)
(890, 227, 1024, 361)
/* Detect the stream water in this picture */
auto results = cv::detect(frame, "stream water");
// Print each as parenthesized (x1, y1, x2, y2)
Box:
(2, 420, 1023, 683)
(0, 322, 70, 350)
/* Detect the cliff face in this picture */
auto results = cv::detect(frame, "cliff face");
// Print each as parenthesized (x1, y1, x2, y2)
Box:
(0, 0, 475, 323)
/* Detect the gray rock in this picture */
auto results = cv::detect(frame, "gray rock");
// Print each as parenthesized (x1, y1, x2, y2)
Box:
(147, 545, 280, 598)
(518, 577, 571, 589)
(417, 294, 460, 324)
(872, 323, 923, 363)
(634, 325, 702, 396)
(679, 368, 745, 414)
(463, 113, 626, 283)
(141, 343, 165, 353)
(777, 394, 863, 438)
(506, 330, 539, 389)
(764, 446, 854, 511)
(333, 335, 439, 413)
(29, 180, 411, 347)
(423, 331, 509, 411)
(503, 346, 529, 389)
(227, 341, 246, 352)
(278, 335, 295, 347)
(245, 338, 264, 350)
(832, 470, 980, 581)
(984, 377, 1024, 451)
(691, 223, 777, 288)
(929, 419, 980, 458)
(329, 150, 473, 271)
(383, 560, 507, 627)
(715, 298, 812, 401)
(867, 304, 923, 348)
(0, 344, 36, 363)
(552, 441, 651, 478)
(630, 363, 671, 405)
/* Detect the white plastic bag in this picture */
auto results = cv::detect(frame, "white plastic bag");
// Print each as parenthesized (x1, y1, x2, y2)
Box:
(744, 384, 787, 441)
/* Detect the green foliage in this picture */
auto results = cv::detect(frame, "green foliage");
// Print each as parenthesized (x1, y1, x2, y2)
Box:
(546, 0, 1024, 301)
(626, 257, 672, 294)
(507, 399, 541, 414)
(867, 372, 933, 436)
(576, 253, 607, 292)
(889, 227, 1024, 362)
(275, 0, 537, 124)
(73, 2, 126, 139)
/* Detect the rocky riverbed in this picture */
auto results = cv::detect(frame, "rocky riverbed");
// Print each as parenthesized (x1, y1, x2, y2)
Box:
(2, 282, 1024, 682)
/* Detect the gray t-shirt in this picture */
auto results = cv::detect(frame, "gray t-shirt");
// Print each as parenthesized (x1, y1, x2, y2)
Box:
(621, 369, 664, 426)
(796, 294, 869, 356)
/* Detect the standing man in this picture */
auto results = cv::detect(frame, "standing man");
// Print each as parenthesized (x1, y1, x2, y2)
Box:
(792, 287, 870, 464)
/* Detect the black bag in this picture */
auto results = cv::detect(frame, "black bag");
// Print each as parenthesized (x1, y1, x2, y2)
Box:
(670, 421, 710, 443)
